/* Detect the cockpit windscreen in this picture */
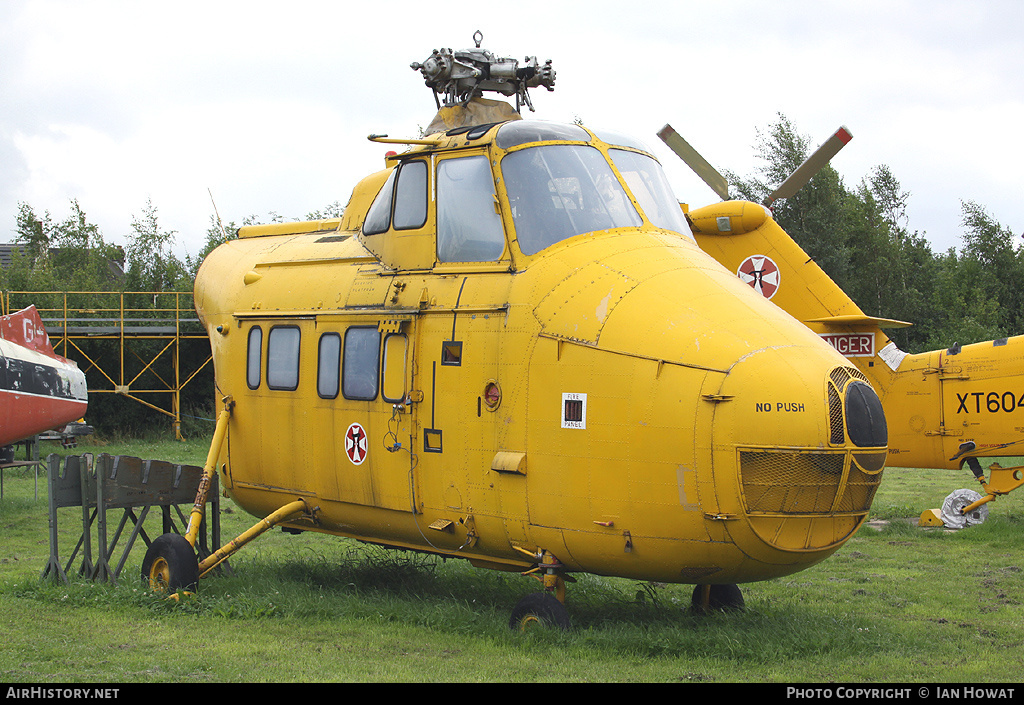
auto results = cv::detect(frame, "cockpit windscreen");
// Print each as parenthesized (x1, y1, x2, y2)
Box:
(501, 145, 641, 255)
(608, 149, 692, 238)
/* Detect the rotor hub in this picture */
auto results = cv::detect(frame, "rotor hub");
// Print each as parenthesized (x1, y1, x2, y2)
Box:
(411, 31, 555, 112)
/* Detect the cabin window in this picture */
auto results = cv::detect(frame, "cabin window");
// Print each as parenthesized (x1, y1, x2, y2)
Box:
(501, 144, 641, 255)
(609, 149, 692, 238)
(267, 326, 300, 391)
(343, 326, 381, 400)
(436, 155, 506, 262)
(393, 160, 428, 230)
(363, 169, 397, 236)
(246, 326, 263, 390)
(381, 333, 408, 402)
(317, 332, 341, 399)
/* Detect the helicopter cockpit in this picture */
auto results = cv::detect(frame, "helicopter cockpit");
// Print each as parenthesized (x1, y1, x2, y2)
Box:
(356, 33, 694, 271)
(359, 119, 694, 271)
(499, 122, 693, 254)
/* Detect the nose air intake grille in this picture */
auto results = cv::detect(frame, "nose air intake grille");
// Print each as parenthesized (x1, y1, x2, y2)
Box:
(739, 449, 885, 551)
(739, 452, 846, 513)
(827, 366, 874, 445)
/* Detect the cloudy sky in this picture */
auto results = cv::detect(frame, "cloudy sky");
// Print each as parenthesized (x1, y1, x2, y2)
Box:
(2, 0, 1022, 260)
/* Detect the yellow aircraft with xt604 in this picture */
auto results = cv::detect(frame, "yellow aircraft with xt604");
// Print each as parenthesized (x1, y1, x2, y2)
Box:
(142, 34, 888, 629)
(658, 124, 1024, 531)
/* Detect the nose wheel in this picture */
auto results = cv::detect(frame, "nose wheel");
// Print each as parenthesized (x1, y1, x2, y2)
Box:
(511, 547, 573, 631)
(691, 583, 745, 613)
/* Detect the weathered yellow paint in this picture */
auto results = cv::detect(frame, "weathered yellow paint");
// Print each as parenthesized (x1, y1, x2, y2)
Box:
(193, 103, 887, 592)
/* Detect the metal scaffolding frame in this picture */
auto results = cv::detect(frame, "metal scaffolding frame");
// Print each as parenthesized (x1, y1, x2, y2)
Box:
(2, 291, 212, 440)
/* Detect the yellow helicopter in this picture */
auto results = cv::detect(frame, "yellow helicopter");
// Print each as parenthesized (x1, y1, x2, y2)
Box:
(142, 33, 889, 629)
(658, 124, 1024, 531)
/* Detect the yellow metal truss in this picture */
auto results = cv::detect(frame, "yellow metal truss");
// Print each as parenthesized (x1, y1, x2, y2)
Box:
(2, 290, 211, 440)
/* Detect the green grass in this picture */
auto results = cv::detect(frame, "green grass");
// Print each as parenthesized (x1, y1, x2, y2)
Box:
(2, 436, 1023, 682)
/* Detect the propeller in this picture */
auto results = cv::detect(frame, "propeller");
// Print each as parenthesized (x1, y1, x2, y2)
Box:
(657, 123, 853, 206)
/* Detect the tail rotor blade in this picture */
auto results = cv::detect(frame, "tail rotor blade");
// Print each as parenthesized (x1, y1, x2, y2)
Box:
(658, 124, 730, 201)
(763, 126, 852, 207)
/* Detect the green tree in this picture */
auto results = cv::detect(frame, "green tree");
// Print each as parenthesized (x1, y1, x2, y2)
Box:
(922, 248, 1004, 350)
(844, 166, 946, 352)
(729, 114, 858, 296)
(305, 200, 345, 221)
(10, 200, 123, 295)
(125, 198, 189, 292)
(14, 201, 52, 262)
(956, 199, 1024, 335)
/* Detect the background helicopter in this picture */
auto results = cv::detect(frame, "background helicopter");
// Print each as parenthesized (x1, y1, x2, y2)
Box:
(659, 124, 1024, 529)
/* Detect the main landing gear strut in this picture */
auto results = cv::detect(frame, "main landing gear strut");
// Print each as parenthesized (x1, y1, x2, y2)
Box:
(140, 399, 315, 596)
(919, 442, 1024, 529)
(509, 547, 573, 631)
(505, 547, 746, 630)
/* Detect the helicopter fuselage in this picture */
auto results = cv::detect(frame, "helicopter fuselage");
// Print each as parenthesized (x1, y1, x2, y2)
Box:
(194, 113, 887, 586)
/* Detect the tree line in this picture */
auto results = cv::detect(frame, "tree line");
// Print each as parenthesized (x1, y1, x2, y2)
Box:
(0, 198, 342, 436)
(1, 113, 1019, 361)
(1, 198, 345, 295)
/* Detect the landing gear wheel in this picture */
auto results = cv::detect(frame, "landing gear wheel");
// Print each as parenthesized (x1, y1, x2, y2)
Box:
(940, 488, 988, 529)
(141, 533, 199, 594)
(691, 583, 745, 613)
(509, 592, 571, 632)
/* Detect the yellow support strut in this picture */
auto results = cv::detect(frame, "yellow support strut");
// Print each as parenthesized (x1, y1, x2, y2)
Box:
(198, 499, 309, 578)
(184, 397, 233, 548)
(962, 462, 1024, 514)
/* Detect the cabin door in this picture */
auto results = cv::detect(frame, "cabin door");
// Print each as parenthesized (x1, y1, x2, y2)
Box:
(313, 315, 418, 513)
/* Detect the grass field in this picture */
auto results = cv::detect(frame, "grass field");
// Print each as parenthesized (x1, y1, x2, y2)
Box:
(1, 434, 1022, 683)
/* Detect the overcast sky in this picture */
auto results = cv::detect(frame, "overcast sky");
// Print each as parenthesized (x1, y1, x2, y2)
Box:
(2, 0, 1022, 261)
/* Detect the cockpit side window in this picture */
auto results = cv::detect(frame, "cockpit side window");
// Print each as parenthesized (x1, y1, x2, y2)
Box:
(436, 155, 506, 263)
(502, 145, 641, 256)
(363, 160, 429, 236)
(393, 160, 428, 230)
(363, 169, 396, 236)
(609, 149, 692, 238)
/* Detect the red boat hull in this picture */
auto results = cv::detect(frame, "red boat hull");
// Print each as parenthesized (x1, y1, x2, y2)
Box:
(0, 306, 89, 447)
(0, 391, 88, 446)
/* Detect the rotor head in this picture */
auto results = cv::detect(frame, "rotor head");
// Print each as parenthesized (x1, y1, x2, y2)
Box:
(411, 31, 555, 112)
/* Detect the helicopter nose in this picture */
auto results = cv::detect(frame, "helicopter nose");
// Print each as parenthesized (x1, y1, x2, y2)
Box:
(715, 360, 888, 563)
